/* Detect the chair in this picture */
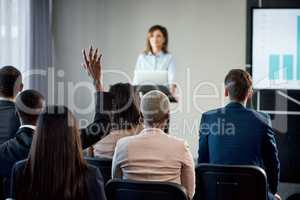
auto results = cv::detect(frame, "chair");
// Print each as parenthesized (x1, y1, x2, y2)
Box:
(287, 194, 300, 200)
(193, 164, 267, 200)
(105, 179, 188, 200)
(84, 156, 112, 184)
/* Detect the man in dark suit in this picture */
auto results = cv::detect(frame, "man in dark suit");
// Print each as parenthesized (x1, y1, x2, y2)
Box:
(0, 90, 44, 178)
(0, 66, 23, 144)
(198, 69, 281, 200)
(0, 47, 114, 176)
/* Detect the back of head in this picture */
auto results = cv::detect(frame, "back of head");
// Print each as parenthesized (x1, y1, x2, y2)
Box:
(0, 66, 22, 98)
(141, 90, 170, 127)
(109, 83, 141, 130)
(15, 90, 44, 125)
(224, 69, 253, 102)
(16, 105, 88, 200)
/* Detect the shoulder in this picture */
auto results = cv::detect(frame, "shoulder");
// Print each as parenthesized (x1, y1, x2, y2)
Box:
(114, 135, 134, 149)
(137, 53, 147, 59)
(15, 128, 34, 145)
(162, 53, 174, 60)
(17, 127, 34, 135)
(0, 100, 16, 108)
(119, 133, 138, 142)
(167, 135, 192, 155)
(201, 107, 224, 117)
(0, 129, 32, 151)
(244, 108, 271, 124)
(165, 134, 188, 148)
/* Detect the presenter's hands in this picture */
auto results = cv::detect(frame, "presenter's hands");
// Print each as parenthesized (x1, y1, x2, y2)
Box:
(274, 194, 281, 200)
(82, 46, 103, 91)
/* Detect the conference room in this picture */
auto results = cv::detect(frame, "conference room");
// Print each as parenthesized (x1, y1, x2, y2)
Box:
(0, 0, 299, 199)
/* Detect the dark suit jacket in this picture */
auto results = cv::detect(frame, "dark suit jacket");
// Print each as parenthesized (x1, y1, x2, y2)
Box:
(0, 127, 33, 178)
(0, 100, 20, 144)
(0, 92, 113, 178)
(198, 102, 280, 194)
(80, 92, 113, 149)
(10, 160, 107, 200)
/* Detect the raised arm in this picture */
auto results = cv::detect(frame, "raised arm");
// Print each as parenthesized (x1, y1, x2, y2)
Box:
(80, 46, 113, 149)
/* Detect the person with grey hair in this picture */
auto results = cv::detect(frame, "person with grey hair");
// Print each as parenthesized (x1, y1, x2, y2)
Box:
(112, 90, 195, 199)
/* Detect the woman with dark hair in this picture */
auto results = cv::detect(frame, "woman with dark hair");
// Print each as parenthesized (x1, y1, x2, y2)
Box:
(133, 25, 177, 97)
(10, 106, 106, 200)
(93, 83, 142, 158)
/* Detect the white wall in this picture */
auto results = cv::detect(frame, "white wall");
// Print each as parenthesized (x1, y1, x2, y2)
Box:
(53, 0, 246, 157)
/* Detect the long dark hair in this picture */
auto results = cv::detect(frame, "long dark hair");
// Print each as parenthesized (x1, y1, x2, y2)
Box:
(109, 83, 141, 130)
(16, 106, 88, 200)
(144, 25, 169, 54)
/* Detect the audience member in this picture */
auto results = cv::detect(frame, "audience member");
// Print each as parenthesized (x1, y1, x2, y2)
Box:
(112, 90, 195, 199)
(0, 66, 23, 144)
(198, 69, 281, 200)
(10, 106, 106, 200)
(93, 83, 142, 158)
(0, 90, 44, 178)
(80, 47, 114, 149)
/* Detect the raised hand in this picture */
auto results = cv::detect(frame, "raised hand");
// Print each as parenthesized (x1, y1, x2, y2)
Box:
(82, 46, 103, 91)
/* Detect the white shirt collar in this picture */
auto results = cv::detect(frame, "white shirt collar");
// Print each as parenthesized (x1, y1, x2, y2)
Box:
(141, 127, 165, 134)
(148, 51, 164, 57)
(0, 97, 14, 102)
(229, 100, 246, 107)
(19, 125, 36, 130)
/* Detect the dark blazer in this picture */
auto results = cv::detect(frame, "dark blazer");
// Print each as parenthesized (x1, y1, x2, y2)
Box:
(10, 160, 107, 200)
(0, 92, 113, 178)
(80, 92, 113, 149)
(198, 102, 280, 195)
(0, 127, 34, 178)
(0, 100, 20, 144)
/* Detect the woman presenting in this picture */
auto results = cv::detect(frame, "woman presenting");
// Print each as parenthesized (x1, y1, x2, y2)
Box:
(134, 25, 177, 98)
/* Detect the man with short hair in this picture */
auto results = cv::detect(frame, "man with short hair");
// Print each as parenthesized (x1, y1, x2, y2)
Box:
(0, 89, 44, 178)
(0, 66, 23, 144)
(112, 90, 195, 200)
(198, 69, 280, 200)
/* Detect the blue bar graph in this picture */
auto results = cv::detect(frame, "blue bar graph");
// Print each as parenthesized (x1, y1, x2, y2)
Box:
(283, 55, 293, 80)
(268, 16, 300, 81)
(269, 54, 280, 80)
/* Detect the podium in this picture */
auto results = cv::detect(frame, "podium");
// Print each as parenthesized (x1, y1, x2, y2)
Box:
(134, 85, 177, 133)
(133, 85, 178, 103)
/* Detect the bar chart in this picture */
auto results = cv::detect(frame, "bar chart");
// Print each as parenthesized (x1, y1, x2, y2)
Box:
(253, 9, 300, 90)
(269, 16, 300, 82)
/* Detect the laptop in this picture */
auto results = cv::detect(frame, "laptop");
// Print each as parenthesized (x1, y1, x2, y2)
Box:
(133, 70, 168, 86)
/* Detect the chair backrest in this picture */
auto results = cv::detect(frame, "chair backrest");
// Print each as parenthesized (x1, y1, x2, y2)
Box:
(105, 179, 188, 200)
(84, 156, 112, 184)
(194, 164, 267, 200)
